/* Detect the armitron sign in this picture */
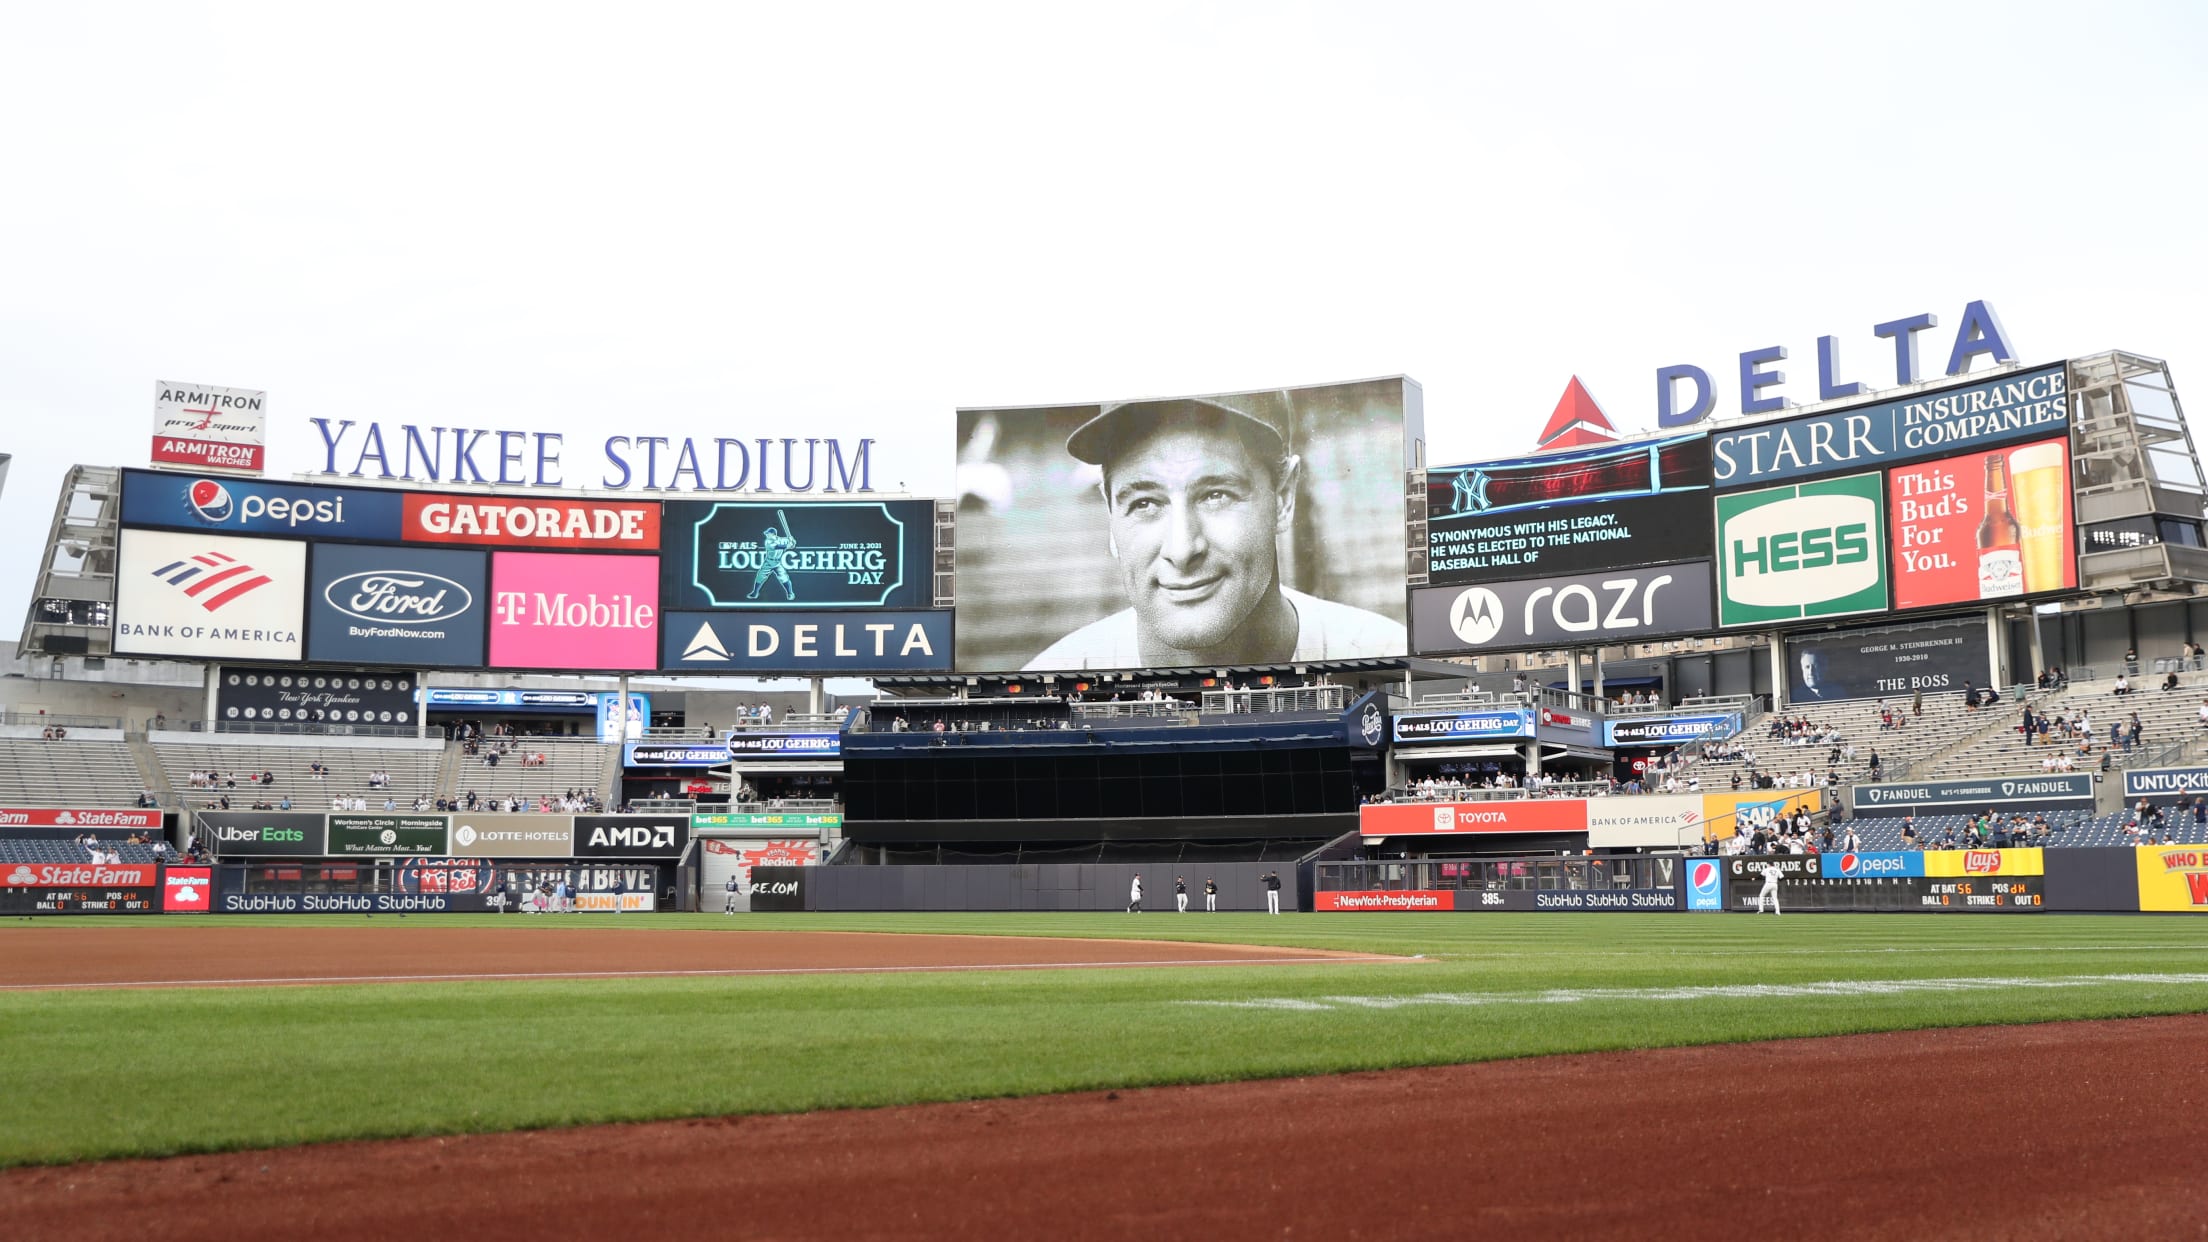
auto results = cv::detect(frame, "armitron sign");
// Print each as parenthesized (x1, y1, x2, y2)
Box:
(152, 381, 266, 474)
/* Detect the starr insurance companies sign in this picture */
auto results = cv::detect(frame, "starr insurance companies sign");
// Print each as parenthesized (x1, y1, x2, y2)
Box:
(151, 381, 268, 475)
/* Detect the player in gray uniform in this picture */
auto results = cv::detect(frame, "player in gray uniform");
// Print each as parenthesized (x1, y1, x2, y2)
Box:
(1754, 860, 1783, 915)
(747, 527, 798, 599)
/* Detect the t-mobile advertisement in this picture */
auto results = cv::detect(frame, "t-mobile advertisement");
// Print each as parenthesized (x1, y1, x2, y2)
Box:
(1786, 616, 1990, 704)
(487, 552, 660, 670)
(1889, 438, 2075, 611)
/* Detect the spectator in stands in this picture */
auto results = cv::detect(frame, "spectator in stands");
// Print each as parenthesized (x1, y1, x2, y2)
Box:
(2114, 673, 2134, 696)
(1867, 751, 1883, 781)
(278, 794, 292, 810)
(153, 712, 167, 730)
(1963, 681, 1978, 709)
(2129, 713, 2145, 751)
(137, 790, 157, 808)
(2125, 647, 2139, 672)
(2165, 671, 2183, 692)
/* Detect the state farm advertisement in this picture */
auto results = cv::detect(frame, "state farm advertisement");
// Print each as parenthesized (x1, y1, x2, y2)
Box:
(1359, 799, 1590, 836)
(162, 866, 213, 912)
(404, 493, 660, 550)
(2, 862, 158, 887)
(488, 552, 659, 670)
(1889, 438, 2074, 610)
(0, 808, 161, 829)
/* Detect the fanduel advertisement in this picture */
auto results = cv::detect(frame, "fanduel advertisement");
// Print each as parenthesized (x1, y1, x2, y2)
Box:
(1392, 710, 1534, 743)
(659, 610, 952, 673)
(1715, 472, 1888, 627)
(1851, 774, 2094, 813)
(662, 500, 933, 610)
(401, 492, 660, 551)
(120, 468, 403, 541)
(1409, 561, 1713, 656)
(306, 543, 489, 667)
(1787, 616, 1989, 703)
(1709, 364, 2068, 487)
(488, 551, 659, 670)
(114, 529, 306, 662)
(1425, 433, 1711, 585)
(571, 815, 690, 859)
(1603, 714, 1735, 747)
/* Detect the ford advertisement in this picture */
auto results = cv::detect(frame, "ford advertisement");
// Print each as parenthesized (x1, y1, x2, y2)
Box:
(306, 543, 489, 667)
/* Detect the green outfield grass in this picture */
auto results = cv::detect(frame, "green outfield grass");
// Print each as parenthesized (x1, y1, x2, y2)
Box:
(6, 912, 2208, 1166)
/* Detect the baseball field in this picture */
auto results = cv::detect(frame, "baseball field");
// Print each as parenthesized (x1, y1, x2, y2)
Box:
(7, 912, 2208, 1239)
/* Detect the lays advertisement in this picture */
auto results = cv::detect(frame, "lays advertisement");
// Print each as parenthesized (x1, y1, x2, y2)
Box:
(2135, 846, 2208, 912)
(1923, 848, 2044, 877)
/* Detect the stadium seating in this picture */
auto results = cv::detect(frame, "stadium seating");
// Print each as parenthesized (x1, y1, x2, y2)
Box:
(151, 732, 443, 811)
(1920, 672, 2208, 779)
(1828, 811, 2206, 849)
(0, 729, 153, 809)
(0, 838, 161, 864)
(446, 737, 613, 810)
(1678, 694, 1983, 789)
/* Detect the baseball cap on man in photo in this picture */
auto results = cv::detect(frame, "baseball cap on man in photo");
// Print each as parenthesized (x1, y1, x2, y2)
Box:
(1064, 389, 1295, 467)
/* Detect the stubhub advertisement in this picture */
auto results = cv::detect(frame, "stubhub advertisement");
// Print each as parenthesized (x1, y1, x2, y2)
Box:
(488, 552, 659, 671)
(121, 468, 403, 542)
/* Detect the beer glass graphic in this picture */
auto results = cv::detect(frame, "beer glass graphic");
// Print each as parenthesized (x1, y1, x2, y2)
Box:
(2008, 442, 2068, 593)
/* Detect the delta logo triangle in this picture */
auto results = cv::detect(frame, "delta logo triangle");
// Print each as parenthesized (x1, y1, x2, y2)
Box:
(1534, 377, 1619, 452)
(683, 621, 731, 661)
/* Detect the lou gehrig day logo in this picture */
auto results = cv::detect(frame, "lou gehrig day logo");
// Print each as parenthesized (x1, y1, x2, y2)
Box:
(674, 501, 913, 609)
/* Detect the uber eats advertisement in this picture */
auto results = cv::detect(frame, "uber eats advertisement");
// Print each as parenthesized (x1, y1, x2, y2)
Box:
(1715, 473, 1888, 627)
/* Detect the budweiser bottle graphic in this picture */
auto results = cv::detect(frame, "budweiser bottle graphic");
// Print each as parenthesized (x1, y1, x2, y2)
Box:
(1977, 455, 2025, 598)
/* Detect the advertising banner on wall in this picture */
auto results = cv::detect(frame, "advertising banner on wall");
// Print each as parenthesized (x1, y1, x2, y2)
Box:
(726, 733, 843, 758)
(401, 493, 660, 551)
(2135, 845, 2208, 912)
(701, 838, 823, 912)
(113, 529, 307, 662)
(0, 863, 160, 915)
(306, 543, 489, 667)
(214, 670, 417, 727)
(487, 551, 659, 670)
(196, 811, 326, 856)
(121, 469, 404, 542)
(1410, 561, 1713, 656)
(953, 377, 1415, 672)
(659, 611, 952, 673)
(1715, 472, 1888, 627)
(624, 742, 729, 767)
(326, 814, 450, 856)
(1425, 434, 1711, 585)
(1851, 775, 2093, 814)
(0, 808, 162, 830)
(693, 811, 843, 830)
(1392, 710, 1534, 743)
(571, 815, 690, 859)
(450, 813, 573, 858)
(1709, 364, 2069, 488)
(1602, 714, 1736, 748)
(1889, 438, 2075, 610)
(151, 381, 267, 473)
(2123, 768, 2208, 800)
(1358, 799, 1589, 836)
(661, 500, 934, 610)
(1787, 616, 1990, 704)
(162, 866, 213, 912)
(1585, 790, 1821, 849)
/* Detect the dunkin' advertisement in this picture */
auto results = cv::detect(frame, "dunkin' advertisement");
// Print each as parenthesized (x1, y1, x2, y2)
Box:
(1889, 438, 2074, 611)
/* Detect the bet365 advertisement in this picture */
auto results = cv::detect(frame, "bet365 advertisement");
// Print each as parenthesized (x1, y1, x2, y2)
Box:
(1888, 438, 2075, 610)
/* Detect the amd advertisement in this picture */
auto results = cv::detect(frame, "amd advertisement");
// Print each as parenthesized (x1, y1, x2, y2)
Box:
(571, 815, 690, 859)
(661, 500, 935, 611)
(1409, 560, 1713, 656)
(1786, 616, 1990, 704)
(1425, 433, 1711, 585)
(659, 610, 952, 673)
(953, 377, 1417, 672)
(214, 670, 417, 727)
(306, 543, 489, 667)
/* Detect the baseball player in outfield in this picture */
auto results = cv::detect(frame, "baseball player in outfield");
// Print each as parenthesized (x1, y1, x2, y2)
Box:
(1175, 876, 1189, 913)
(724, 873, 743, 914)
(1128, 873, 1143, 913)
(1204, 877, 1218, 912)
(1754, 860, 1783, 915)
(1262, 870, 1282, 914)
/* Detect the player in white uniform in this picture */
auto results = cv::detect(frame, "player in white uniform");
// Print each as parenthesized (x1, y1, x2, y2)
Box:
(1754, 861, 1783, 915)
(1128, 874, 1143, 913)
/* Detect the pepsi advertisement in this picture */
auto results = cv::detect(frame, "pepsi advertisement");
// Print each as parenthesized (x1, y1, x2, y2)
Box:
(306, 543, 489, 667)
(121, 468, 405, 542)
(662, 500, 936, 610)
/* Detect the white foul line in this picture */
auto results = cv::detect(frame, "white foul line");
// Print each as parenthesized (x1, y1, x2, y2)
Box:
(1179, 972, 2208, 1011)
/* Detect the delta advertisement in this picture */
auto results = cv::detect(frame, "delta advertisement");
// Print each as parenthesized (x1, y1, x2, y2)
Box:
(151, 381, 267, 473)
(1358, 799, 1589, 836)
(120, 469, 403, 542)
(659, 611, 953, 673)
(112, 529, 308, 662)
(1409, 561, 1714, 656)
(1888, 438, 2075, 610)
(1714, 472, 1889, 627)
(1603, 714, 1736, 747)
(306, 543, 490, 667)
(2135, 845, 2208, 912)
(661, 500, 934, 610)
(1708, 364, 2069, 488)
(401, 492, 660, 551)
(487, 551, 659, 671)
(1392, 710, 1534, 744)
(325, 814, 451, 856)
(1424, 433, 1712, 585)
(1787, 616, 1990, 704)
(1851, 774, 2093, 814)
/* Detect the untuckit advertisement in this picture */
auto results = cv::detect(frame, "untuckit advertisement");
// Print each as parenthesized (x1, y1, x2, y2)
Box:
(1709, 364, 2068, 488)
(659, 611, 952, 673)
(1786, 616, 1989, 703)
(662, 500, 934, 610)
(121, 468, 403, 542)
(1410, 561, 1713, 656)
(488, 551, 659, 670)
(1715, 472, 1888, 627)
(1358, 799, 1589, 836)
(113, 529, 307, 662)
(325, 814, 450, 857)
(402, 493, 660, 550)
(1888, 438, 2075, 610)
(307, 543, 489, 667)
(1425, 433, 1711, 585)
(954, 377, 1416, 672)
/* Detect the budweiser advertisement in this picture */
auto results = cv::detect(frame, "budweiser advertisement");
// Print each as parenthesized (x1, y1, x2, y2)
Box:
(0, 808, 161, 829)
(151, 380, 266, 474)
(1359, 799, 1590, 836)
(404, 493, 660, 550)
(2, 862, 159, 887)
(488, 551, 660, 670)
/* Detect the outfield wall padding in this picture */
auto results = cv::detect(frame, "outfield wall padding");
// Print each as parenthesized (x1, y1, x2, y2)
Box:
(757, 863, 1300, 913)
(2043, 847, 2143, 912)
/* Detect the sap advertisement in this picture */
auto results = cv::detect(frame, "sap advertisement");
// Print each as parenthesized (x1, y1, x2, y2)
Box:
(487, 551, 659, 670)
(1409, 561, 1713, 656)
(662, 500, 934, 610)
(1888, 438, 2075, 610)
(1709, 364, 2069, 487)
(120, 468, 403, 542)
(401, 493, 660, 551)
(954, 377, 1415, 673)
(660, 611, 953, 673)
(1787, 616, 1990, 703)
(306, 543, 489, 667)
(113, 529, 307, 662)
(1392, 710, 1533, 743)
(1425, 433, 1711, 585)
(1714, 472, 1888, 628)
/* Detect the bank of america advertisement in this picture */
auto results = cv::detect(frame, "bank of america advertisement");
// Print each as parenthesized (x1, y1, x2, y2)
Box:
(1709, 363, 2068, 487)
(1715, 472, 1888, 627)
(306, 543, 489, 667)
(662, 500, 934, 611)
(1425, 433, 1710, 585)
(1889, 438, 2075, 610)
(953, 377, 1416, 672)
(113, 529, 307, 661)
(1410, 561, 1713, 656)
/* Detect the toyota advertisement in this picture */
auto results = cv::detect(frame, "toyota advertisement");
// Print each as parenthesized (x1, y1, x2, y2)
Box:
(113, 529, 307, 662)
(1359, 799, 1589, 836)
(1714, 472, 1889, 627)
(1889, 438, 2075, 610)
(1425, 433, 1711, 585)
(487, 551, 660, 670)
(661, 500, 934, 611)
(306, 543, 489, 667)
(1410, 561, 1713, 656)
(120, 468, 403, 541)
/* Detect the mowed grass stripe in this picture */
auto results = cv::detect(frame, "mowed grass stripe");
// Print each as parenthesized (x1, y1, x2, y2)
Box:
(4, 913, 2208, 1166)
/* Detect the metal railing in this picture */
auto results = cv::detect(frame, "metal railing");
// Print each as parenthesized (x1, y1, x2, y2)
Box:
(729, 712, 847, 730)
(190, 720, 422, 739)
(734, 796, 840, 811)
(1199, 685, 1349, 715)
(1318, 854, 1679, 893)
(1071, 699, 1194, 723)
(2, 711, 123, 729)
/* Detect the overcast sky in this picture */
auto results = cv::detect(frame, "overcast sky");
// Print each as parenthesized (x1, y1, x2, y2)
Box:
(4, 1, 2204, 639)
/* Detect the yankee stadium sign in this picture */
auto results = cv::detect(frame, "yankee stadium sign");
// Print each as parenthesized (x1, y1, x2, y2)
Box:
(309, 420, 882, 494)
